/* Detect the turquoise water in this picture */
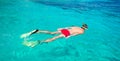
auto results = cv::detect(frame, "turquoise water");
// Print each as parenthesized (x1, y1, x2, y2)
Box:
(0, 0, 120, 61)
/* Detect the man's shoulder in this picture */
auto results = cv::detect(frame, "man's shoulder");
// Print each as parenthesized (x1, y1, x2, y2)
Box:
(71, 26, 81, 28)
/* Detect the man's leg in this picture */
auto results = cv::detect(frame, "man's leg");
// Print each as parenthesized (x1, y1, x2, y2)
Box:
(37, 30, 60, 34)
(20, 29, 60, 38)
(23, 34, 64, 47)
(42, 34, 64, 43)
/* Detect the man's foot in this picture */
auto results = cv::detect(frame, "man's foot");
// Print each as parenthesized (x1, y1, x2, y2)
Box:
(20, 29, 39, 38)
(20, 33, 31, 38)
(23, 41, 39, 47)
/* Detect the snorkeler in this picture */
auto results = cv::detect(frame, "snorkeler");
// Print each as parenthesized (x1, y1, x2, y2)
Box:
(20, 24, 88, 47)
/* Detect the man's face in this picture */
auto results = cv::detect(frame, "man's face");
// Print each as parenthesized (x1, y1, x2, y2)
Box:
(83, 27, 87, 30)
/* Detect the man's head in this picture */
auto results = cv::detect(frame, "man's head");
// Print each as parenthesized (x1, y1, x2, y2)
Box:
(81, 24, 88, 30)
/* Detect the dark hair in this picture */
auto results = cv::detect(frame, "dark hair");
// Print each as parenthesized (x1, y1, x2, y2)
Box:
(81, 24, 88, 30)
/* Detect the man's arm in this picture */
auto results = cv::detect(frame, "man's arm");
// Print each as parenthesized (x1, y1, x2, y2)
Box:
(65, 33, 79, 39)
(70, 33, 79, 36)
(57, 27, 72, 31)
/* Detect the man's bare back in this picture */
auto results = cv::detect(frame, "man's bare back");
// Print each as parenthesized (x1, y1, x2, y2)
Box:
(68, 27, 84, 35)
(20, 24, 88, 47)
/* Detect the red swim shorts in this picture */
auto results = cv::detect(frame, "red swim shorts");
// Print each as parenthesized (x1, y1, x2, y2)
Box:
(60, 29, 70, 37)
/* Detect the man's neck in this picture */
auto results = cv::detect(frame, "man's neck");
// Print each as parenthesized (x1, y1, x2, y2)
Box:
(81, 27, 85, 30)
